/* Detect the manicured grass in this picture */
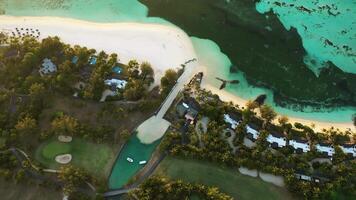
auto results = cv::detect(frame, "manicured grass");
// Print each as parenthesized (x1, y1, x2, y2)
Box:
(35, 137, 115, 178)
(155, 157, 296, 200)
(41, 141, 71, 159)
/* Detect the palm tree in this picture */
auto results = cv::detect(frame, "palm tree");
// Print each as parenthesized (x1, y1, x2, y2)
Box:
(260, 104, 277, 129)
(140, 61, 154, 83)
(278, 116, 292, 139)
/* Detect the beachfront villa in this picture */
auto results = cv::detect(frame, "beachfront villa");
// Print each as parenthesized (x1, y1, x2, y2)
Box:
(267, 132, 287, 148)
(315, 143, 335, 157)
(39, 58, 57, 76)
(289, 139, 310, 153)
(104, 79, 127, 90)
(223, 114, 241, 130)
(246, 124, 260, 142)
(340, 144, 356, 157)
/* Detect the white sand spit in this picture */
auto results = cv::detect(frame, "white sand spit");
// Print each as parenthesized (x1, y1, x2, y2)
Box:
(0, 16, 197, 86)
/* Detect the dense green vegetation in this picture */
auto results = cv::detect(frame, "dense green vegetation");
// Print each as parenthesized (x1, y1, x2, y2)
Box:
(35, 138, 114, 178)
(160, 87, 356, 200)
(127, 175, 233, 200)
(0, 34, 165, 199)
(155, 157, 294, 200)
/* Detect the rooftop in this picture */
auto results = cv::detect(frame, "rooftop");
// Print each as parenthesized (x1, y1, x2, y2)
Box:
(104, 79, 127, 90)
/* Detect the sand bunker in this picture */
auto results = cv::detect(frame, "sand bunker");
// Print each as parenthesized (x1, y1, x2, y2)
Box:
(55, 154, 72, 164)
(58, 135, 72, 143)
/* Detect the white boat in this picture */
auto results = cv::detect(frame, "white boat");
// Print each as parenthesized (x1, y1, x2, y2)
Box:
(139, 160, 147, 165)
(126, 157, 133, 163)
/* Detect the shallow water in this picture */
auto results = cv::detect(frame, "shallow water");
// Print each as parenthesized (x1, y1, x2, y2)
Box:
(109, 134, 160, 189)
(1, 0, 355, 123)
(256, 0, 356, 75)
(191, 37, 356, 122)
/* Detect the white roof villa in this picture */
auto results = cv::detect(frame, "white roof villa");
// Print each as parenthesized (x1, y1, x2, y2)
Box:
(246, 124, 260, 141)
(39, 58, 57, 76)
(340, 144, 356, 157)
(289, 139, 310, 153)
(315, 143, 335, 157)
(104, 79, 127, 90)
(223, 114, 240, 130)
(267, 133, 287, 148)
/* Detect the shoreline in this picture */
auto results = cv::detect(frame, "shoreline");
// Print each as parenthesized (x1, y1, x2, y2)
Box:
(201, 78, 354, 133)
(0, 15, 195, 86)
(1, 15, 354, 133)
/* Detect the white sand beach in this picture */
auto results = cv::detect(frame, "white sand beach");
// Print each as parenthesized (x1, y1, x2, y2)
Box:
(1, 16, 353, 140)
(0, 16, 196, 86)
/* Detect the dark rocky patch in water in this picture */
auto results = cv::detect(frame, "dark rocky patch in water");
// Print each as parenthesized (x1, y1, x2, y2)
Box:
(140, 0, 356, 109)
(254, 94, 267, 106)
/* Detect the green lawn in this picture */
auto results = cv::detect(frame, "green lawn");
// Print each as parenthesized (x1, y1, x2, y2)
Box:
(155, 157, 296, 200)
(35, 137, 115, 178)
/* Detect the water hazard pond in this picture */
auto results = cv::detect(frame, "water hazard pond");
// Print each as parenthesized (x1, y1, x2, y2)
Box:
(109, 133, 160, 189)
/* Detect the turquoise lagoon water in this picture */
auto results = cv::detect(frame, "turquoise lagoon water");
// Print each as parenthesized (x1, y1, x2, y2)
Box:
(256, 0, 356, 75)
(1, 0, 355, 123)
(108, 134, 160, 189)
(191, 37, 356, 123)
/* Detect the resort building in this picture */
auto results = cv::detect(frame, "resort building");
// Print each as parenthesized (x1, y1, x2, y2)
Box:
(176, 97, 201, 124)
(295, 173, 312, 181)
(267, 131, 287, 148)
(39, 58, 57, 76)
(245, 124, 260, 142)
(223, 113, 241, 130)
(104, 79, 127, 90)
(88, 56, 97, 65)
(112, 65, 123, 74)
(340, 144, 356, 157)
(294, 173, 329, 184)
(315, 143, 335, 157)
(289, 138, 310, 153)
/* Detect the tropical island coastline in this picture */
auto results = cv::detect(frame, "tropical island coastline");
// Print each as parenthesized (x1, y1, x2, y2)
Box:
(0, 15, 355, 200)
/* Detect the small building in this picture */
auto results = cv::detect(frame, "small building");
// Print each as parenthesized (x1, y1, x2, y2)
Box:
(315, 142, 335, 157)
(39, 58, 57, 76)
(88, 56, 97, 65)
(72, 56, 79, 64)
(112, 66, 123, 74)
(295, 172, 330, 184)
(104, 79, 127, 90)
(295, 173, 312, 181)
(176, 97, 201, 124)
(223, 113, 241, 130)
(267, 131, 287, 148)
(289, 138, 310, 153)
(340, 144, 356, 157)
(245, 123, 260, 142)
